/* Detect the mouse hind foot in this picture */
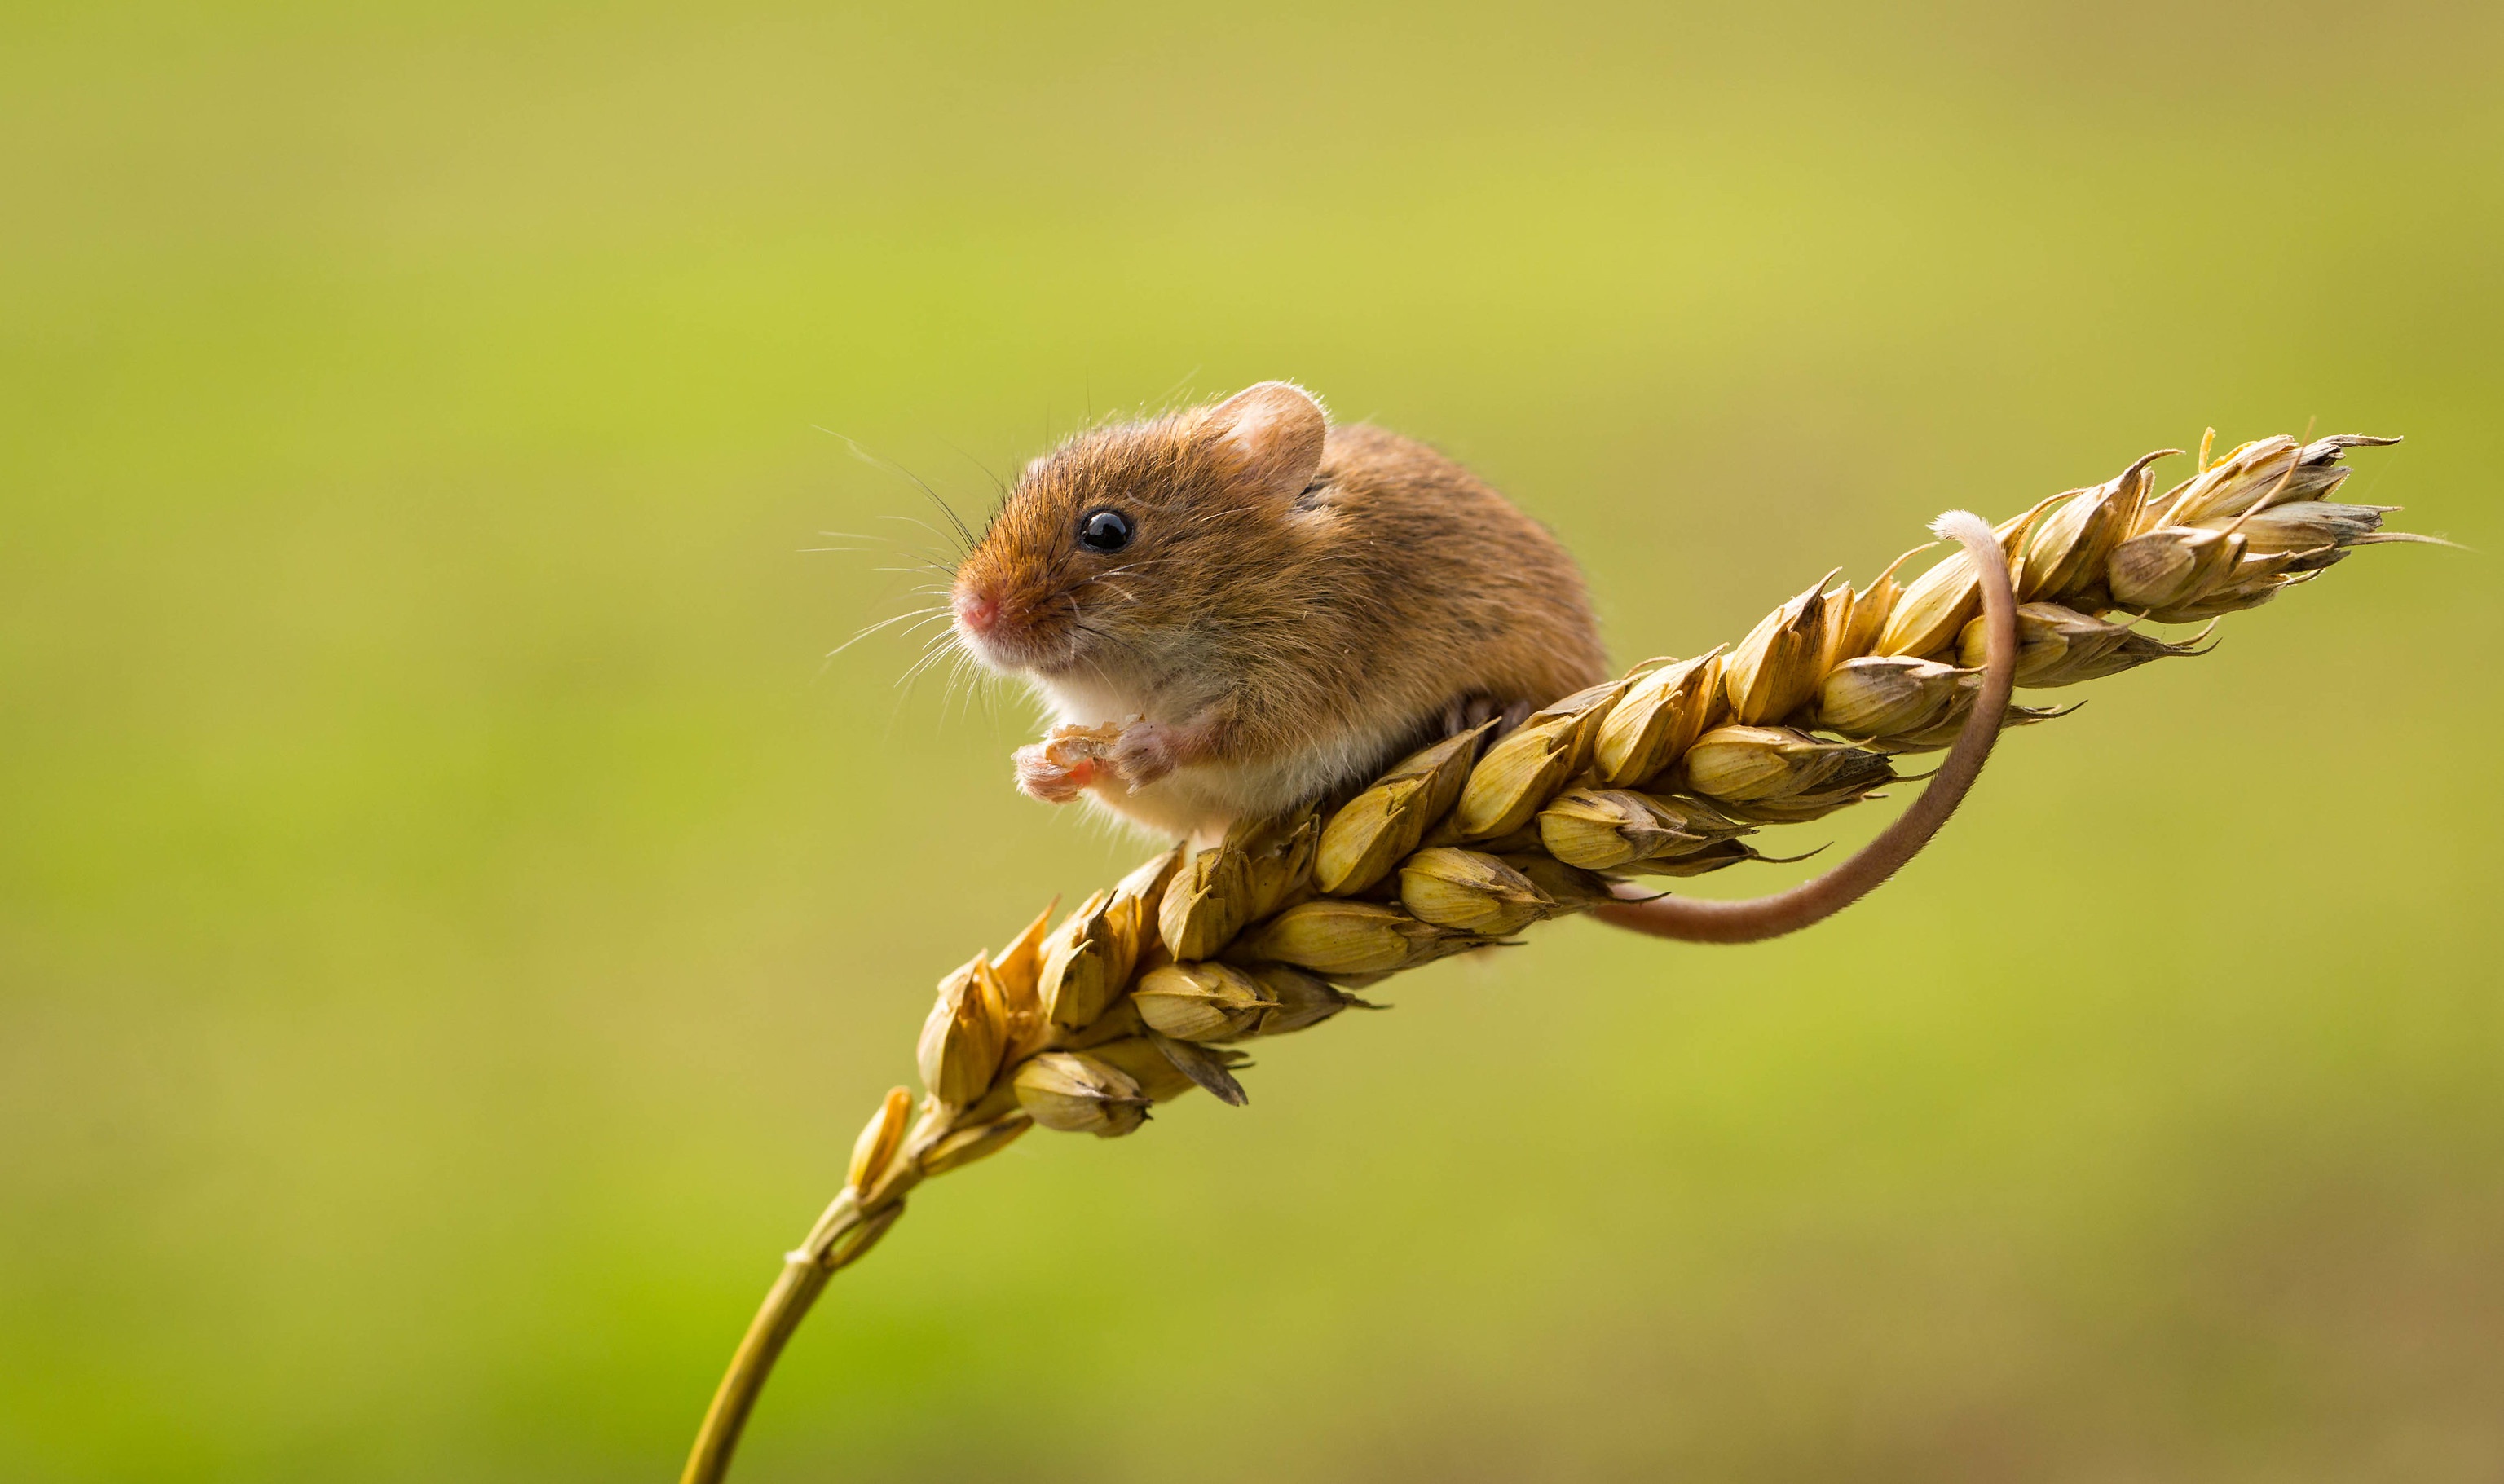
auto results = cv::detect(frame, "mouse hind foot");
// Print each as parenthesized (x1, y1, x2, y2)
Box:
(1441, 694, 1533, 739)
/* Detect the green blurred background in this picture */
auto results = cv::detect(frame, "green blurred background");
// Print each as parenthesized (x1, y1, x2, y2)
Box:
(5, 2, 2501, 1479)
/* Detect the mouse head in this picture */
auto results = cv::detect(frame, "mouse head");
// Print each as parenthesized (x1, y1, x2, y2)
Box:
(951, 381, 1329, 682)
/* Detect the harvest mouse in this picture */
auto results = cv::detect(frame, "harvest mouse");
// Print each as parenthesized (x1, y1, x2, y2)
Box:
(949, 381, 1609, 843)
(947, 381, 2018, 942)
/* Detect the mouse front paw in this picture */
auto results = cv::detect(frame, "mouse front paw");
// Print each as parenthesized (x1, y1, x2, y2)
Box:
(1109, 720, 1182, 791)
(1012, 723, 1123, 805)
(1012, 742, 1091, 804)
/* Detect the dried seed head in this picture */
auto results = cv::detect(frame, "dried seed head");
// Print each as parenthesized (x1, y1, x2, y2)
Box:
(1594, 650, 1726, 786)
(1397, 848, 1553, 936)
(2015, 449, 2169, 605)
(1147, 1032, 1250, 1105)
(888, 432, 2422, 1182)
(1647, 792, 1754, 836)
(949, 1077, 1024, 1129)
(1131, 961, 1276, 1042)
(1447, 822, 1546, 856)
(1955, 601, 2207, 687)
(1866, 698, 2063, 755)
(1877, 509, 2033, 658)
(1813, 655, 1975, 742)
(1245, 964, 1370, 1035)
(1315, 724, 1489, 894)
(1677, 725, 1889, 803)
(1100, 844, 1179, 978)
(989, 902, 1056, 1059)
(1236, 899, 1492, 976)
(2299, 433, 2405, 462)
(1723, 573, 1834, 724)
(1814, 579, 1894, 682)
(1537, 787, 1676, 870)
(918, 1112, 1031, 1177)
(1240, 806, 1320, 921)
(1452, 713, 1580, 839)
(1038, 890, 1128, 1031)
(1452, 680, 1624, 839)
(1674, 725, 1894, 823)
(2155, 435, 2323, 526)
(1012, 1051, 1151, 1136)
(2106, 525, 2245, 618)
(1878, 547, 1977, 658)
(917, 953, 1008, 1107)
(989, 902, 1053, 997)
(1113, 846, 1182, 927)
(1677, 725, 1805, 800)
(1849, 546, 1922, 651)
(846, 1085, 914, 1194)
(1611, 836, 1769, 875)
(1498, 852, 1616, 912)
(1158, 836, 1254, 962)
(1536, 787, 1748, 870)
(1311, 784, 1409, 893)
(1081, 1036, 1209, 1103)
(2132, 553, 2317, 624)
(1708, 791, 1876, 826)
(1546, 680, 1627, 774)
(2198, 500, 2392, 556)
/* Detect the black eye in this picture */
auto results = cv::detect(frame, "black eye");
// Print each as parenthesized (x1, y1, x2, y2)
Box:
(1078, 509, 1134, 553)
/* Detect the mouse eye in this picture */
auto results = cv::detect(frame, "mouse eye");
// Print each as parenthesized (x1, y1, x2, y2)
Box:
(1077, 509, 1134, 553)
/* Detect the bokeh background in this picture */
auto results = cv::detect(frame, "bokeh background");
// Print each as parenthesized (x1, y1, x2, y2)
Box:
(6, 2, 2502, 1479)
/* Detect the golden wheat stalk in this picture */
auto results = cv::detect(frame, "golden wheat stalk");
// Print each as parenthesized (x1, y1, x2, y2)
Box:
(681, 430, 2431, 1484)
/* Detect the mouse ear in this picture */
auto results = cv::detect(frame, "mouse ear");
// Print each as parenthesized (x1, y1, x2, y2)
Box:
(1201, 381, 1328, 501)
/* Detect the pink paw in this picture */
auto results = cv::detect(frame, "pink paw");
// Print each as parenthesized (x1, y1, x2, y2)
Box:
(1109, 720, 1180, 790)
(1013, 719, 1190, 804)
(1013, 738, 1099, 804)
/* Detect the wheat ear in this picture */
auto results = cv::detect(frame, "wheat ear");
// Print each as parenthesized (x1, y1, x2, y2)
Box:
(681, 430, 2431, 1484)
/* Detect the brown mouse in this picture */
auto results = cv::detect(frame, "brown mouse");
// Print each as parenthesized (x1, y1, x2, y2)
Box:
(949, 381, 1609, 842)
(949, 381, 2018, 942)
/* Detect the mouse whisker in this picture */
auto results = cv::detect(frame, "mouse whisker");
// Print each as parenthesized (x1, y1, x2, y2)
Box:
(875, 513, 975, 562)
(810, 529, 958, 566)
(946, 646, 999, 725)
(895, 632, 964, 691)
(822, 429, 979, 556)
(1057, 594, 1154, 667)
(827, 605, 951, 659)
(938, 647, 970, 720)
(941, 439, 1013, 504)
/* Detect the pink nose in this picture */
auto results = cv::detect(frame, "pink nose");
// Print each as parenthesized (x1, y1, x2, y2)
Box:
(956, 588, 1001, 635)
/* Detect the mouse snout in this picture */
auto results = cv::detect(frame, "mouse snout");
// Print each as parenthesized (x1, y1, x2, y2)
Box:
(952, 573, 1066, 673)
(954, 583, 1002, 637)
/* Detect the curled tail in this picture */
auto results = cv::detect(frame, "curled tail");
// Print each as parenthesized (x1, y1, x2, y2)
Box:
(1593, 509, 2018, 945)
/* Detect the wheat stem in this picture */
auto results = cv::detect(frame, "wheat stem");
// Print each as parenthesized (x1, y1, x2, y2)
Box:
(680, 1257, 832, 1484)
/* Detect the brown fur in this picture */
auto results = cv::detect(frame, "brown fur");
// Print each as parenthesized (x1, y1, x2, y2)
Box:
(952, 383, 1609, 839)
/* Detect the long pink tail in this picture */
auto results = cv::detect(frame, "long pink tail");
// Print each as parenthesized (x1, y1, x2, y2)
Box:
(1594, 509, 2018, 945)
